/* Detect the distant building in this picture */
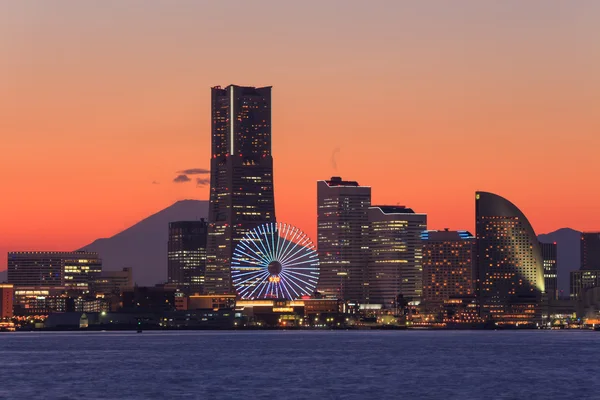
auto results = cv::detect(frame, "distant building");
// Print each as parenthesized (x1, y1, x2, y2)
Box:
(188, 294, 236, 310)
(317, 177, 371, 302)
(540, 242, 558, 301)
(206, 85, 276, 295)
(92, 267, 133, 296)
(570, 270, 600, 300)
(367, 206, 427, 306)
(422, 229, 475, 305)
(581, 232, 600, 270)
(476, 192, 544, 325)
(12, 286, 70, 316)
(0, 284, 14, 319)
(7, 251, 101, 291)
(168, 220, 208, 295)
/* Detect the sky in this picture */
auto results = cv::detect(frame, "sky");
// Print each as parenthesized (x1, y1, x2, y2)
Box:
(1, 1, 599, 271)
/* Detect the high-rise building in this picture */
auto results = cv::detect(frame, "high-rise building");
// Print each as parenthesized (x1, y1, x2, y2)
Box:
(581, 232, 600, 270)
(206, 85, 276, 294)
(475, 192, 544, 325)
(367, 206, 427, 306)
(540, 242, 558, 301)
(317, 177, 371, 302)
(422, 229, 475, 305)
(7, 251, 101, 291)
(0, 284, 14, 319)
(168, 220, 208, 294)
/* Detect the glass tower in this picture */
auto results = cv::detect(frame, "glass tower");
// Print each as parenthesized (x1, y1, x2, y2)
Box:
(168, 220, 208, 295)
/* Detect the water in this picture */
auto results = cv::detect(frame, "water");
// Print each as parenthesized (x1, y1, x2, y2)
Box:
(0, 330, 599, 399)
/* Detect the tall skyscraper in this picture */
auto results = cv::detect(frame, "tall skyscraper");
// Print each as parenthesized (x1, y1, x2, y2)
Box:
(7, 251, 101, 291)
(581, 232, 600, 270)
(540, 242, 558, 301)
(317, 177, 371, 302)
(367, 206, 427, 305)
(206, 85, 276, 294)
(475, 192, 544, 324)
(422, 229, 475, 304)
(168, 220, 208, 295)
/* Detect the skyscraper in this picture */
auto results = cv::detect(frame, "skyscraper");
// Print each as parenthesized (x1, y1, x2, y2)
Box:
(7, 251, 102, 291)
(317, 177, 371, 302)
(168, 220, 208, 295)
(540, 242, 558, 301)
(581, 232, 600, 270)
(367, 206, 427, 305)
(475, 192, 544, 324)
(422, 229, 475, 304)
(205, 85, 276, 294)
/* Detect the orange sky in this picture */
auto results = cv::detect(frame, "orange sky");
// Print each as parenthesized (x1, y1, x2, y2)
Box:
(1, 1, 600, 271)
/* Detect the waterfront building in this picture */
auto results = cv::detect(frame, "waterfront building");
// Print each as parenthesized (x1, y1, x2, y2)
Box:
(422, 229, 476, 305)
(540, 242, 558, 301)
(367, 206, 427, 306)
(317, 177, 371, 302)
(475, 192, 544, 325)
(92, 267, 133, 296)
(7, 251, 101, 291)
(121, 286, 176, 312)
(12, 286, 70, 316)
(0, 284, 14, 319)
(206, 85, 276, 294)
(168, 220, 208, 294)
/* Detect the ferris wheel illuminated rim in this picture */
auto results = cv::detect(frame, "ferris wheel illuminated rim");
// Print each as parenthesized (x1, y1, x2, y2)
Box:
(231, 222, 320, 300)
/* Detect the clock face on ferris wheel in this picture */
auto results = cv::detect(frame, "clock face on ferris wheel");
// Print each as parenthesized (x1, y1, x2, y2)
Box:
(231, 222, 320, 300)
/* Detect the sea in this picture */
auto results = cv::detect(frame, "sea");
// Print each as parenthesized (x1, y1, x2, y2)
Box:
(0, 330, 599, 399)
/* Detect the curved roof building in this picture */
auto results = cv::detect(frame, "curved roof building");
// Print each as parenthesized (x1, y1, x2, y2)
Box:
(475, 192, 544, 324)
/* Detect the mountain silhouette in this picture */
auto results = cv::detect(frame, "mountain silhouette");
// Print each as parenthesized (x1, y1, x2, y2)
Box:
(538, 227, 581, 297)
(79, 199, 208, 286)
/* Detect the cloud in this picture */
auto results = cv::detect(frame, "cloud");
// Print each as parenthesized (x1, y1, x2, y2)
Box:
(196, 178, 210, 187)
(173, 174, 191, 183)
(152, 181, 160, 185)
(331, 147, 341, 170)
(178, 168, 209, 175)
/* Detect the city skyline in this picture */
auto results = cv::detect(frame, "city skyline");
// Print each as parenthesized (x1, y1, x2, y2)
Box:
(2, 1, 600, 274)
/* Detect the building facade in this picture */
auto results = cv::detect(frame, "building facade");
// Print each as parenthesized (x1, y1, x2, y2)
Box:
(317, 177, 371, 302)
(92, 267, 133, 296)
(476, 192, 544, 325)
(0, 284, 14, 319)
(540, 242, 558, 301)
(570, 270, 600, 300)
(367, 206, 427, 306)
(581, 232, 600, 270)
(168, 220, 208, 294)
(206, 85, 276, 294)
(8, 251, 101, 291)
(422, 229, 475, 304)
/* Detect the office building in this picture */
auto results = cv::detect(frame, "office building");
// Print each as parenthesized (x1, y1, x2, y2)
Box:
(476, 192, 544, 324)
(570, 270, 600, 299)
(12, 286, 70, 316)
(317, 177, 371, 302)
(92, 267, 133, 295)
(540, 242, 558, 301)
(168, 220, 208, 294)
(206, 85, 276, 294)
(0, 284, 14, 319)
(581, 232, 600, 270)
(422, 229, 475, 304)
(367, 206, 427, 306)
(8, 251, 101, 291)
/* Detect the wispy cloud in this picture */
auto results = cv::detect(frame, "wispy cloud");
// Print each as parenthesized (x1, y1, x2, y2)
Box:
(196, 178, 210, 187)
(173, 174, 191, 183)
(331, 147, 341, 170)
(152, 181, 160, 185)
(178, 168, 209, 175)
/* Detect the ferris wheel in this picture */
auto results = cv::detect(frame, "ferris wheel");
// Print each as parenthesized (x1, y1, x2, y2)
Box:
(231, 222, 320, 300)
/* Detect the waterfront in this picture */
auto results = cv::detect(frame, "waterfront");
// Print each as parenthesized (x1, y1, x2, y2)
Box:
(0, 330, 599, 399)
